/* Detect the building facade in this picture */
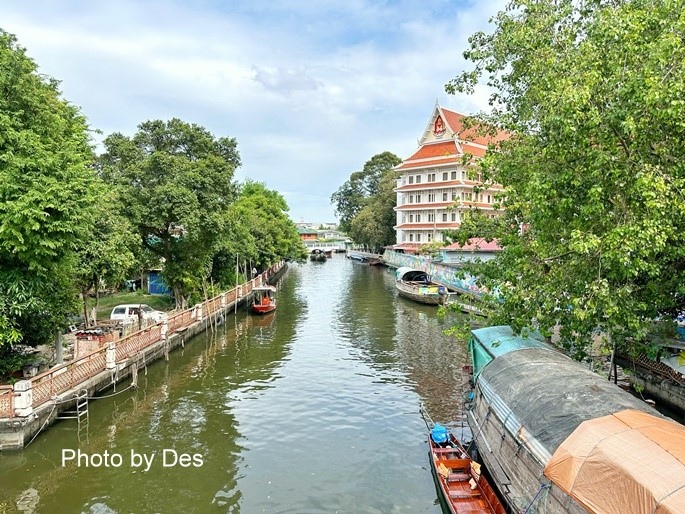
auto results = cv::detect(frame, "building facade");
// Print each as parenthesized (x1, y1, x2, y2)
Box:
(393, 104, 508, 252)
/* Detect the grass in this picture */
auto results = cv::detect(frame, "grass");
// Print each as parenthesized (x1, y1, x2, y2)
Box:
(91, 291, 175, 321)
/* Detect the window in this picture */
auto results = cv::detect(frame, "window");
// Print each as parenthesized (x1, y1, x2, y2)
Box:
(442, 213, 448, 222)
(428, 213, 435, 222)
(442, 172, 448, 181)
(428, 173, 436, 182)
(451, 171, 457, 180)
(415, 175, 422, 183)
(408, 176, 414, 184)
(416, 234, 421, 242)
(416, 194, 421, 203)
(409, 214, 414, 222)
(416, 214, 421, 222)
(409, 234, 414, 242)
(442, 192, 448, 201)
(427, 233, 433, 242)
(428, 193, 435, 202)
(451, 191, 457, 200)
(409, 195, 414, 203)
(462, 171, 466, 179)
(479, 194, 483, 202)
(451, 212, 457, 222)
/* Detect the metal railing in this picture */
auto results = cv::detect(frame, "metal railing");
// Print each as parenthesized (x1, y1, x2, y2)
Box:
(1, 261, 285, 416)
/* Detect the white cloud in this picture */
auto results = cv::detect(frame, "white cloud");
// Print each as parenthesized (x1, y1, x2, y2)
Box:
(0, 0, 507, 222)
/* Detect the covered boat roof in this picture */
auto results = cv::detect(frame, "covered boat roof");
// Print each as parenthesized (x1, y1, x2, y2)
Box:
(471, 326, 657, 462)
(396, 267, 429, 281)
(545, 409, 685, 514)
(253, 285, 276, 292)
(469, 325, 550, 378)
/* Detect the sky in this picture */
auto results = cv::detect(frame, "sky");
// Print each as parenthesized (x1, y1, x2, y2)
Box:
(0, 0, 506, 224)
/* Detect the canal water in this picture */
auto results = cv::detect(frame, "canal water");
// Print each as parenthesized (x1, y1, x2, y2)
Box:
(0, 256, 473, 514)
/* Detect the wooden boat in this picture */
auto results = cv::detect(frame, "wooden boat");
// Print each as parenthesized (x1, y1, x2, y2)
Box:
(423, 413, 507, 514)
(347, 251, 383, 265)
(395, 267, 448, 305)
(466, 325, 685, 513)
(250, 285, 277, 314)
(310, 249, 327, 262)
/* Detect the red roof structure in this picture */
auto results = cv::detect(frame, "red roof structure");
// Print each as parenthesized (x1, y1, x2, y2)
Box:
(392, 104, 508, 250)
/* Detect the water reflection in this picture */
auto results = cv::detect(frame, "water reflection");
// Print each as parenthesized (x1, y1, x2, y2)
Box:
(1, 256, 471, 514)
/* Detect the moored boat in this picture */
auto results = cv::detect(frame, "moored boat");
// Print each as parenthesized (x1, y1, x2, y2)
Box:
(310, 249, 327, 262)
(395, 267, 448, 305)
(422, 409, 507, 514)
(466, 325, 685, 513)
(250, 285, 277, 314)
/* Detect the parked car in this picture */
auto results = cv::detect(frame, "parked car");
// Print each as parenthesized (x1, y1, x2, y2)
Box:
(109, 304, 165, 324)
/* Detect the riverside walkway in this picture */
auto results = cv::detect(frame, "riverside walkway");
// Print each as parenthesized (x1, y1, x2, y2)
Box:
(0, 262, 286, 450)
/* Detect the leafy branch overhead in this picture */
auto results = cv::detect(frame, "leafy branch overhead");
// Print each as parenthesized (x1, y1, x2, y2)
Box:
(0, 28, 307, 353)
(446, 0, 685, 356)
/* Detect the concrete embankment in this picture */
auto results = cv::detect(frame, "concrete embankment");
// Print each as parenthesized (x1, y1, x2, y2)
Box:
(0, 262, 287, 450)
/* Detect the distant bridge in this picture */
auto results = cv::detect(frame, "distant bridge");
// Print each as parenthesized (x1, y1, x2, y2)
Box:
(304, 240, 347, 253)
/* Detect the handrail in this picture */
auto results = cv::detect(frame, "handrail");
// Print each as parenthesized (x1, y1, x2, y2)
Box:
(2, 261, 285, 415)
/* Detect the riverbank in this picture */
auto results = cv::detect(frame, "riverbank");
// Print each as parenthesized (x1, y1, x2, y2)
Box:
(0, 262, 287, 451)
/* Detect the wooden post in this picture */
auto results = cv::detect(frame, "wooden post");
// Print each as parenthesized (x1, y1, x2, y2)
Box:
(55, 330, 63, 365)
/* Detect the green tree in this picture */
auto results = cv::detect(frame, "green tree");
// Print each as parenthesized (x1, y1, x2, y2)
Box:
(0, 30, 98, 348)
(99, 119, 240, 307)
(445, 0, 685, 357)
(331, 174, 367, 233)
(332, 152, 401, 236)
(212, 181, 306, 287)
(349, 168, 400, 251)
(74, 192, 139, 326)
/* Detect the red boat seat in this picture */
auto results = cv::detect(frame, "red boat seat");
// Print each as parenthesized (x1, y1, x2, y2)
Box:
(449, 490, 482, 499)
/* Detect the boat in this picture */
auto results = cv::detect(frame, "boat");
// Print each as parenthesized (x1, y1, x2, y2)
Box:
(250, 285, 277, 314)
(310, 249, 327, 262)
(421, 409, 507, 514)
(395, 267, 449, 305)
(347, 251, 383, 265)
(465, 325, 685, 513)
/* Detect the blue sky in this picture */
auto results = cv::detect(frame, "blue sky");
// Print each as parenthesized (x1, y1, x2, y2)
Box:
(0, 0, 505, 223)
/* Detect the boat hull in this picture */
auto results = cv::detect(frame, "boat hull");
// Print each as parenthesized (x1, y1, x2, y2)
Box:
(251, 303, 276, 315)
(428, 430, 507, 514)
(396, 281, 445, 305)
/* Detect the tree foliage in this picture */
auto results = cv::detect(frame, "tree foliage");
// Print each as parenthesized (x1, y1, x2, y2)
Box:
(349, 169, 400, 251)
(332, 151, 401, 240)
(446, 0, 685, 356)
(212, 181, 306, 287)
(74, 191, 139, 325)
(99, 119, 241, 306)
(0, 30, 98, 347)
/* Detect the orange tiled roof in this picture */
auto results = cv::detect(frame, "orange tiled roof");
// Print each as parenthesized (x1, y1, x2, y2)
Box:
(443, 238, 502, 252)
(404, 141, 459, 161)
(441, 108, 510, 147)
(396, 157, 459, 170)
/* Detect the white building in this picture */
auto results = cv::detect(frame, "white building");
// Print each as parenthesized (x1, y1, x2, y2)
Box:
(393, 104, 508, 252)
